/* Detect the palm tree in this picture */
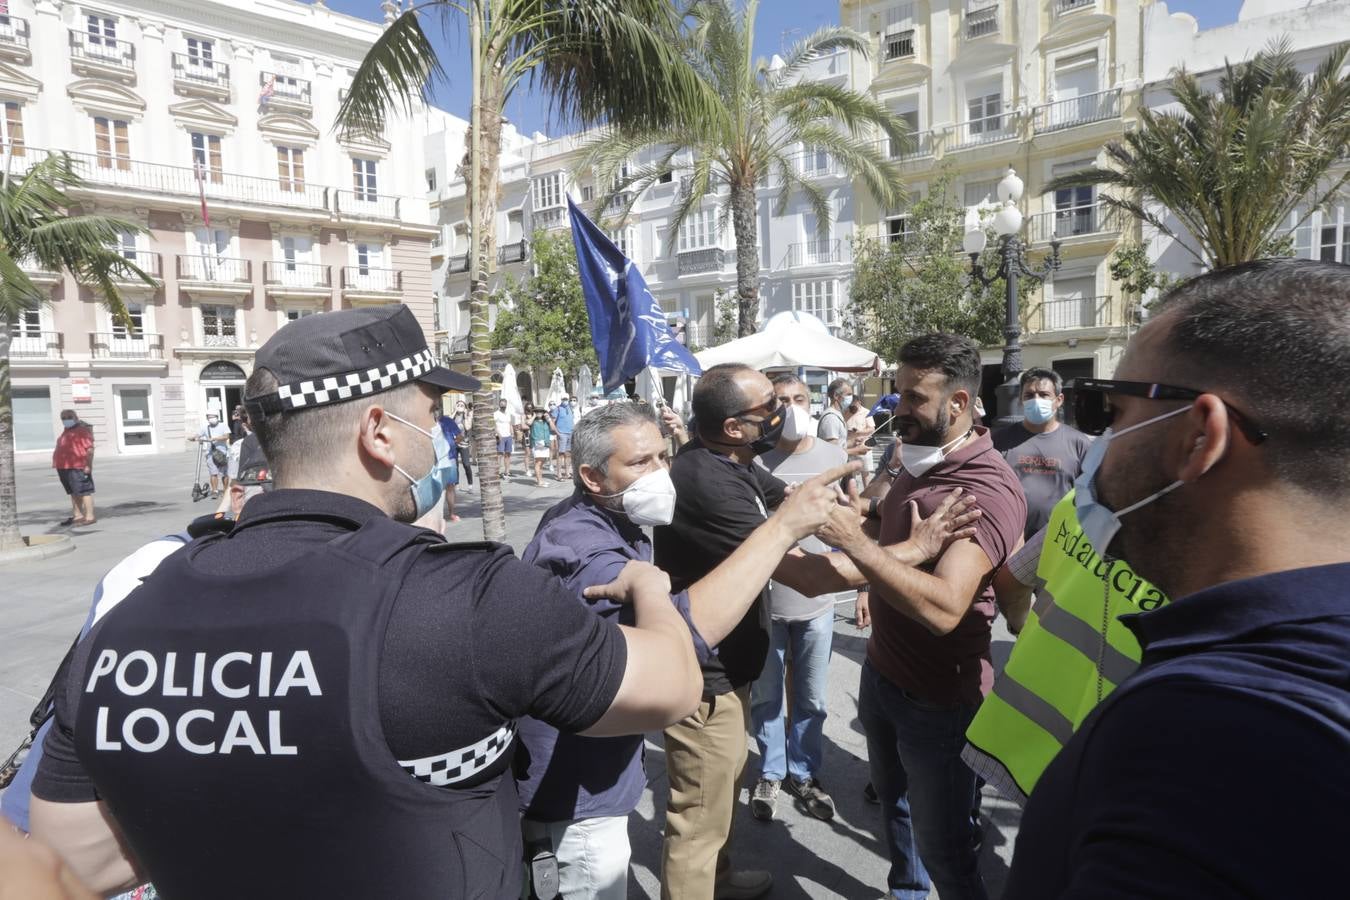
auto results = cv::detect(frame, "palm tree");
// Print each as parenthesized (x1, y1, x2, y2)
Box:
(1048, 39, 1350, 271)
(583, 0, 908, 337)
(1, 152, 152, 552)
(337, 1, 716, 542)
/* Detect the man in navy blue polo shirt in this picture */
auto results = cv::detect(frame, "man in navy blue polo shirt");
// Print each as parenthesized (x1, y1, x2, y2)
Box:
(1005, 258, 1350, 898)
(517, 401, 858, 898)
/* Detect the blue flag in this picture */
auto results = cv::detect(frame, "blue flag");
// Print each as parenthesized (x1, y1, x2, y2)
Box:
(568, 198, 702, 392)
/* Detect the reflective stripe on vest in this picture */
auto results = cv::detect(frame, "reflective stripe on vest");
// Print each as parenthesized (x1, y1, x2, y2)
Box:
(963, 491, 1170, 804)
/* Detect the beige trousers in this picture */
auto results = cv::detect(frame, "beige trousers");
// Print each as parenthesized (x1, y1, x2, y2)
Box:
(659, 686, 751, 900)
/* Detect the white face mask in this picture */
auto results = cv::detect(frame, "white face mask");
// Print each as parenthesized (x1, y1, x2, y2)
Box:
(781, 404, 811, 441)
(598, 467, 677, 527)
(899, 429, 970, 478)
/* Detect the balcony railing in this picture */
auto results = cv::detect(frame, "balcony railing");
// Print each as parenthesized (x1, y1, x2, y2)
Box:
(1034, 88, 1121, 132)
(16, 147, 329, 212)
(1029, 202, 1121, 242)
(794, 151, 838, 178)
(341, 266, 402, 293)
(887, 129, 934, 160)
(332, 188, 400, 221)
(497, 240, 528, 264)
(8, 329, 62, 359)
(1041, 296, 1108, 331)
(533, 206, 566, 230)
(171, 53, 230, 89)
(69, 29, 135, 73)
(90, 331, 164, 360)
(884, 29, 915, 62)
(1055, 0, 1096, 15)
(784, 239, 846, 267)
(18, 255, 56, 278)
(177, 255, 252, 283)
(677, 247, 726, 276)
(965, 5, 999, 40)
(263, 261, 331, 288)
(113, 249, 162, 278)
(0, 16, 31, 52)
(260, 72, 312, 105)
(947, 112, 1015, 149)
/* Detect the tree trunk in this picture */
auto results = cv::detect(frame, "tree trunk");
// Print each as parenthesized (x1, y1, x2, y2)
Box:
(0, 317, 24, 551)
(731, 182, 760, 337)
(467, 3, 508, 544)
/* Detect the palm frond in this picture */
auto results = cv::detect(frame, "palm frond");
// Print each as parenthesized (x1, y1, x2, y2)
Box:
(335, 11, 443, 138)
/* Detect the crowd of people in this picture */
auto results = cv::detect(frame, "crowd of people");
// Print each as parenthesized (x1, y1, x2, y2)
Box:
(3, 257, 1347, 900)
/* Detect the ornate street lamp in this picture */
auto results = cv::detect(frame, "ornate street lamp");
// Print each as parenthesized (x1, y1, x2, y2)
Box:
(966, 167, 1062, 425)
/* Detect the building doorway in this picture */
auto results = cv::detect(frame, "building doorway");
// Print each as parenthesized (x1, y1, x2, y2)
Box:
(200, 360, 248, 426)
(113, 386, 156, 453)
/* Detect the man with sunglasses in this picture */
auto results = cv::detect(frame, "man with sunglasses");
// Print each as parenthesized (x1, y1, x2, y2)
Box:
(1005, 259, 1350, 898)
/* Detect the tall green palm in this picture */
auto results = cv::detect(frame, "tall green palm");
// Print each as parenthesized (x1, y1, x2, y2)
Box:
(584, 0, 908, 337)
(0, 152, 152, 552)
(337, 1, 716, 542)
(1049, 39, 1350, 270)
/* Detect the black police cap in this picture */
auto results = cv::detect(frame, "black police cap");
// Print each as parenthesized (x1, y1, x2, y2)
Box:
(244, 305, 478, 418)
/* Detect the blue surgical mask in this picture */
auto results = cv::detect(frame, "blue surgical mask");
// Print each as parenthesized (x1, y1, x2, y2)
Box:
(1023, 397, 1056, 425)
(1074, 406, 1190, 556)
(61, 418, 77, 429)
(387, 412, 453, 519)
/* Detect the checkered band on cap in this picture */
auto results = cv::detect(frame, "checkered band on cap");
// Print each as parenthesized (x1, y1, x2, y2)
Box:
(273, 348, 436, 411)
(398, 721, 517, 788)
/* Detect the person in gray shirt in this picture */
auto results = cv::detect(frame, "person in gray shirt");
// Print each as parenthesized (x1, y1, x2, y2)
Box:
(992, 368, 1094, 539)
(817, 378, 852, 445)
(750, 373, 850, 824)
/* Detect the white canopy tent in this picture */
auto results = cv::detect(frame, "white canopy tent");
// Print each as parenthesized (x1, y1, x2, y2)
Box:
(693, 310, 880, 373)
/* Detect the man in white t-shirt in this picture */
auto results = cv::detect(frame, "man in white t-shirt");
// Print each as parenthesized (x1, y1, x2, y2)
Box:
(493, 399, 517, 478)
(187, 414, 232, 498)
(817, 379, 851, 447)
(750, 373, 849, 824)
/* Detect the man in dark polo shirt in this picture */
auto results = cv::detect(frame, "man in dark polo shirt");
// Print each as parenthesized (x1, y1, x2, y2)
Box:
(992, 368, 1093, 538)
(516, 402, 848, 898)
(1005, 259, 1350, 898)
(819, 334, 1025, 900)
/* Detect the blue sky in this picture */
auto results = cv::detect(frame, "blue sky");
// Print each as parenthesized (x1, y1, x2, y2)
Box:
(325, 0, 1244, 137)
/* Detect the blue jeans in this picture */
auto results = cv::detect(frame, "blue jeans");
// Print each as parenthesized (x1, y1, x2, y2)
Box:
(750, 611, 833, 782)
(858, 660, 987, 900)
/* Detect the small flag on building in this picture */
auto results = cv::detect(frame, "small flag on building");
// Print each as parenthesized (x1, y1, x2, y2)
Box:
(193, 162, 211, 228)
(258, 75, 276, 112)
(568, 198, 702, 393)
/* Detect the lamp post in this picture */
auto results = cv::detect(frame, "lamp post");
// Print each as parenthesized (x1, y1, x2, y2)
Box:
(966, 167, 1062, 426)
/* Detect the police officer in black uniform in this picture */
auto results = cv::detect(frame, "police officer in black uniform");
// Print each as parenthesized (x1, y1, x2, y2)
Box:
(29, 306, 702, 899)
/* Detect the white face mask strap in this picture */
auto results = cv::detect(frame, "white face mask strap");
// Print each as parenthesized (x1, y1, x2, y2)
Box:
(385, 411, 434, 440)
(1113, 404, 1190, 439)
(1115, 478, 1184, 518)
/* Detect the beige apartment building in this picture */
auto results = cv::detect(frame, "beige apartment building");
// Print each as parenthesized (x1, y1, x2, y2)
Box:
(842, 0, 1144, 393)
(3, 0, 440, 457)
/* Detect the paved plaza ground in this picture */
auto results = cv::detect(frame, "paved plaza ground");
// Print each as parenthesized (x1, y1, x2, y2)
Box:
(0, 449, 1022, 898)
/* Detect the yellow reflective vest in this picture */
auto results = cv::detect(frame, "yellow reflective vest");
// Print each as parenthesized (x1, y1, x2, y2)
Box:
(962, 490, 1169, 804)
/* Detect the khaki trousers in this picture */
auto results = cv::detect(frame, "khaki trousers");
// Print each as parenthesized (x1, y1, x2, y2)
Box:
(660, 686, 750, 900)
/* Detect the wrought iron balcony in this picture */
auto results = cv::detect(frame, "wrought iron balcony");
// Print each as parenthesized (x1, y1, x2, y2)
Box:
(677, 247, 726, 276)
(69, 29, 135, 80)
(90, 331, 165, 359)
(341, 266, 402, 293)
(497, 240, 528, 264)
(172, 53, 230, 99)
(1040, 296, 1108, 331)
(112, 249, 162, 280)
(1055, 0, 1096, 15)
(259, 72, 312, 115)
(946, 112, 1016, 150)
(883, 29, 915, 62)
(1029, 203, 1122, 243)
(8, 329, 62, 360)
(177, 255, 252, 283)
(965, 5, 999, 40)
(0, 16, 31, 63)
(1033, 88, 1121, 132)
(793, 151, 839, 178)
(332, 188, 400, 221)
(263, 261, 332, 288)
(886, 129, 934, 161)
(784, 239, 846, 267)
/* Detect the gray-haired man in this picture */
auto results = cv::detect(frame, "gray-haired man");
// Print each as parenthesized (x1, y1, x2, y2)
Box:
(517, 402, 856, 899)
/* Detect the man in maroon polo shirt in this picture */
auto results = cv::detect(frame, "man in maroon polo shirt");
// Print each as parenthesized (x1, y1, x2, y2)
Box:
(819, 333, 1025, 900)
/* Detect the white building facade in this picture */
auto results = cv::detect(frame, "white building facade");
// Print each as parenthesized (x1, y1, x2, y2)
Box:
(4, 0, 441, 457)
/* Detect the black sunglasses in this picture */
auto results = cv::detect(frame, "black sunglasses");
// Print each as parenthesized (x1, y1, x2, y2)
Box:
(730, 397, 781, 421)
(1071, 378, 1269, 444)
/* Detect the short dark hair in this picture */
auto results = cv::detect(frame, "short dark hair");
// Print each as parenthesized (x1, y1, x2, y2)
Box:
(1157, 258, 1350, 495)
(771, 372, 805, 392)
(246, 367, 421, 484)
(693, 363, 755, 439)
(572, 401, 660, 490)
(826, 378, 850, 401)
(1019, 367, 1062, 394)
(898, 333, 982, 398)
